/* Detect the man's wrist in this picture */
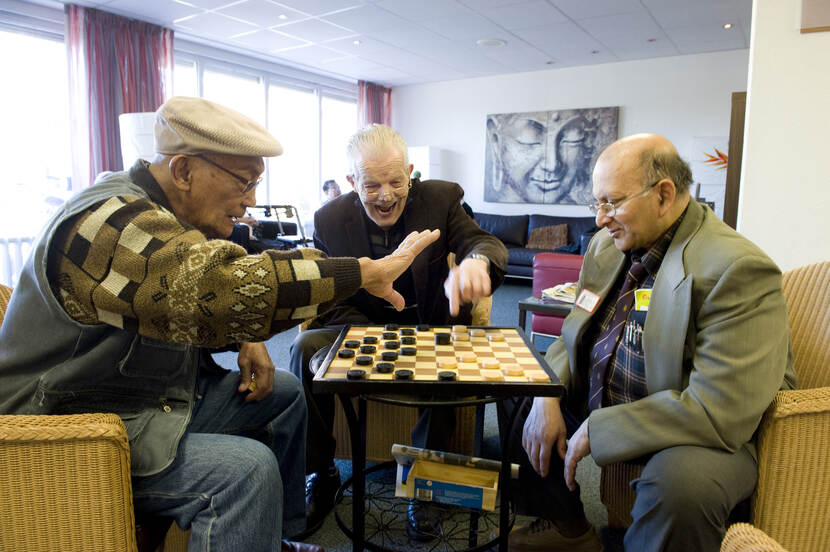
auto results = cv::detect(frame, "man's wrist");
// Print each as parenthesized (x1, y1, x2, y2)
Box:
(468, 253, 490, 270)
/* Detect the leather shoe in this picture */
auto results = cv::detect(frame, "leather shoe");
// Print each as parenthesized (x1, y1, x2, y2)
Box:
(281, 540, 325, 552)
(300, 466, 340, 538)
(406, 499, 439, 542)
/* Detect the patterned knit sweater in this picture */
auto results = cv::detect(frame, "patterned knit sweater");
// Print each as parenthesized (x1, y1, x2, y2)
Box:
(46, 162, 361, 348)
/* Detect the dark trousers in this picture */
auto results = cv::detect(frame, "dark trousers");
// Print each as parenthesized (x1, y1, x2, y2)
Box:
(498, 396, 757, 552)
(497, 396, 587, 521)
(290, 327, 456, 474)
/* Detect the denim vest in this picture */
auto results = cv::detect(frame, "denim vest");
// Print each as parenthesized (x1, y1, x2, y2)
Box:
(0, 171, 199, 476)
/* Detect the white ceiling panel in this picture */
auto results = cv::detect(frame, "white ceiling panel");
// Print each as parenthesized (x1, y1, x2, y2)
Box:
(28, 0, 753, 87)
(275, 17, 355, 43)
(551, 0, 644, 21)
(580, 12, 668, 50)
(175, 11, 256, 37)
(515, 20, 605, 59)
(275, 44, 348, 63)
(229, 28, 307, 50)
(180, 0, 243, 11)
(267, 0, 364, 17)
(216, 0, 306, 28)
(483, 44, 554, 71)
(458, 0, 527, 9)
(480, 0, 569, 30)
(643, 0, 752, 30)
(106, 0, 198, 24)
(374, 0, 471, 21)
(319, 4, 409, 33)
(420, 12, 507, 41)
(612, 37, 680, 61)
(668, 24, 748, 53)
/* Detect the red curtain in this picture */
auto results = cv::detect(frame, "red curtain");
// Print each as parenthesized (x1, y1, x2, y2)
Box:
(65, 4, 173, 190)
(357, 80, 391, 127)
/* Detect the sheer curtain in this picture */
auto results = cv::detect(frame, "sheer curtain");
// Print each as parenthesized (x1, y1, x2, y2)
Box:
(65, 5, 173, 190)
(357, 80, 391, 127)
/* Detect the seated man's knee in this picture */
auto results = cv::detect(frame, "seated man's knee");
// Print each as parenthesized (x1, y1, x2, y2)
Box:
(221, 437, 281, 497)
(633, 447, 731, 523)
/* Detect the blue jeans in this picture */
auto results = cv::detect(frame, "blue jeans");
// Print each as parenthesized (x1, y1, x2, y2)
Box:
(132, 368, 307, 551)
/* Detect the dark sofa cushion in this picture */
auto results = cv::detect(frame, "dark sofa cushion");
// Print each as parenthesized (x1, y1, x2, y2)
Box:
(474, 213, 529, 247)
(528, 214, 596, 244)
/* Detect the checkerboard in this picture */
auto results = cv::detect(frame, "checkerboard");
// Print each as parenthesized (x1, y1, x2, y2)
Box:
(313, 325, 560, 397)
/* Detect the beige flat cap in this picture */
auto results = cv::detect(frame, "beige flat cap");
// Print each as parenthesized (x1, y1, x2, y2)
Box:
(154, 96, 283, 157)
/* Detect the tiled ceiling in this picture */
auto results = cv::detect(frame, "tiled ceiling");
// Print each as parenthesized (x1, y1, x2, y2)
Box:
(50, 0, 753, 86)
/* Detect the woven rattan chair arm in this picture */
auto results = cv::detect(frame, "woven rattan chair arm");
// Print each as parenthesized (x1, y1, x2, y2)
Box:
(721, 523, 790, 552)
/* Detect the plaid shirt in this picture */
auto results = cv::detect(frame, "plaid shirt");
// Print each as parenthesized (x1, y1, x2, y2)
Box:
(586, 209, 687, 407)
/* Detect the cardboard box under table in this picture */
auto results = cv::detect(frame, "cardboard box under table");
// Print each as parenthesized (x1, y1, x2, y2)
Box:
(392, 445, 520, 512)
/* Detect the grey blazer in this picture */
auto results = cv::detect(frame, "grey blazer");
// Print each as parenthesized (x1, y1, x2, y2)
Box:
(546, 199, 796, 466)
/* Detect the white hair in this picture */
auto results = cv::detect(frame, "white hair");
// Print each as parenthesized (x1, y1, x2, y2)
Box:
(346, 124, 409, 178)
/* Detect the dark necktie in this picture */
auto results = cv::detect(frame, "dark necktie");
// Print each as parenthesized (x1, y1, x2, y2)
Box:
(587, 260, 649, 410)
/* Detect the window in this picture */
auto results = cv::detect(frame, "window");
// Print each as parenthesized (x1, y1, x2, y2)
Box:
(174, 60, 197, 97)
(267, 85, 316, 215)
(203, 68, 265, 127)
(0, 29, 72, 239)
(321, 96, 358, 198)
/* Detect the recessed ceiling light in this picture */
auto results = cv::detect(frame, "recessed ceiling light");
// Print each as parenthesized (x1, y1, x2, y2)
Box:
(723, 23, 733, 29)
(647, 38, 657, 43)
(353, 39, 361, 45)
(278, 14, 287, 20)
(545, 60, 555, 65)
(591, 49, 600, 54)
(476, 38, 507, 47)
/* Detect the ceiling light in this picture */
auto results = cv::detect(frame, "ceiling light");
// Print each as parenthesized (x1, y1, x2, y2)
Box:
(545, 61, 555, 65)
(279, 14, 287, 20)
(476, 38, 507, 47)
(647, 38, 657, 43)
(723, 23, 733, 29)
(353, 39, 361, 45)
(591, 49, 600, 54)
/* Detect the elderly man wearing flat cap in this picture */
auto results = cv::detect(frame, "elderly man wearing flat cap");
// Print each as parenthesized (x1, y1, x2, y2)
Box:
(0, 96, 440, 552)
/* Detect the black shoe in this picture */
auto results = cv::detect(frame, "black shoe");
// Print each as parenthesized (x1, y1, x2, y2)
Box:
(298, 466, 340, 539)
(406, 499, 439, 542)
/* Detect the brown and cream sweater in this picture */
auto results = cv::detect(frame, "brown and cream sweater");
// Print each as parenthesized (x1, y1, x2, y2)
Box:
(47, 161, 361, 348)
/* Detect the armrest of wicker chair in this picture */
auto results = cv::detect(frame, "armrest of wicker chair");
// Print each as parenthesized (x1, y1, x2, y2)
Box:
(721, 523, 790, 552)
(0, 413, 138, 552)
(751, 386, 830, 551)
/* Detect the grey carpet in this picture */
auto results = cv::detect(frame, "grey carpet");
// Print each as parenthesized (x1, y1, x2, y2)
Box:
(214, 279, 612, 550)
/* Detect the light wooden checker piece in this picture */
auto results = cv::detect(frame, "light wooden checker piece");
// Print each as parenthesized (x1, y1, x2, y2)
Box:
(320, 325, 551, 384)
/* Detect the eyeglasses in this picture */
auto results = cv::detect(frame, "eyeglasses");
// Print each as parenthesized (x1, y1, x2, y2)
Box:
(588, 180, 659, 218)
(196, 155, 262, 194)
(358, 181, 411, 202)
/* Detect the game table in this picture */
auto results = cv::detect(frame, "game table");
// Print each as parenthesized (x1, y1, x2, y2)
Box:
(313, 324, 564, 552)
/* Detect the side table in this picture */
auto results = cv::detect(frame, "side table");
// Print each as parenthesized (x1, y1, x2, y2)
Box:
(517, 296, 573, 335)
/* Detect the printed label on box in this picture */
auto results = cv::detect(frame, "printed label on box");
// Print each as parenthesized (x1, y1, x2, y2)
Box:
(413, 478, 484, 509)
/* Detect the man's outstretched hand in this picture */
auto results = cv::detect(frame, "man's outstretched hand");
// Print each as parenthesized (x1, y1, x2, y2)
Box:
(359, 229, 440, 310)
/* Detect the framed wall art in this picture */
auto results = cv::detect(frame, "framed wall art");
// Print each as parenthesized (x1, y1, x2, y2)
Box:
(484, 106, 619, 205)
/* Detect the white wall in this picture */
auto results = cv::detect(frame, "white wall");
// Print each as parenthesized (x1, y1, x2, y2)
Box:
(739, 0, 830, 272)
(392, 49, 749, 217)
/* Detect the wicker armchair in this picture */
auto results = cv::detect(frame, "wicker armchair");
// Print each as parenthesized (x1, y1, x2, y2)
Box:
(750, 260, 830, 551)
(601, 260, 830, 548)
(721, 523, 790, 552)
(0, 284, 189, 552)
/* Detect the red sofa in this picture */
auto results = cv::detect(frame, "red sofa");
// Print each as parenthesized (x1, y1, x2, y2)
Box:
(531, 252, 584, 339)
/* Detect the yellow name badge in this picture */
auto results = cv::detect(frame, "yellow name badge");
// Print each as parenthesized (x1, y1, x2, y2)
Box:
(634, 289, 651, 311)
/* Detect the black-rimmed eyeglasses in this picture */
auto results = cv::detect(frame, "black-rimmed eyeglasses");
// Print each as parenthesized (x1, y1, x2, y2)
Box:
(588, 180, 659, 218)
(196, 155, 262, 194)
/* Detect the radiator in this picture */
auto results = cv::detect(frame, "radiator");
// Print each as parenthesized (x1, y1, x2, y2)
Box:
(0, 237, 34, 288)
